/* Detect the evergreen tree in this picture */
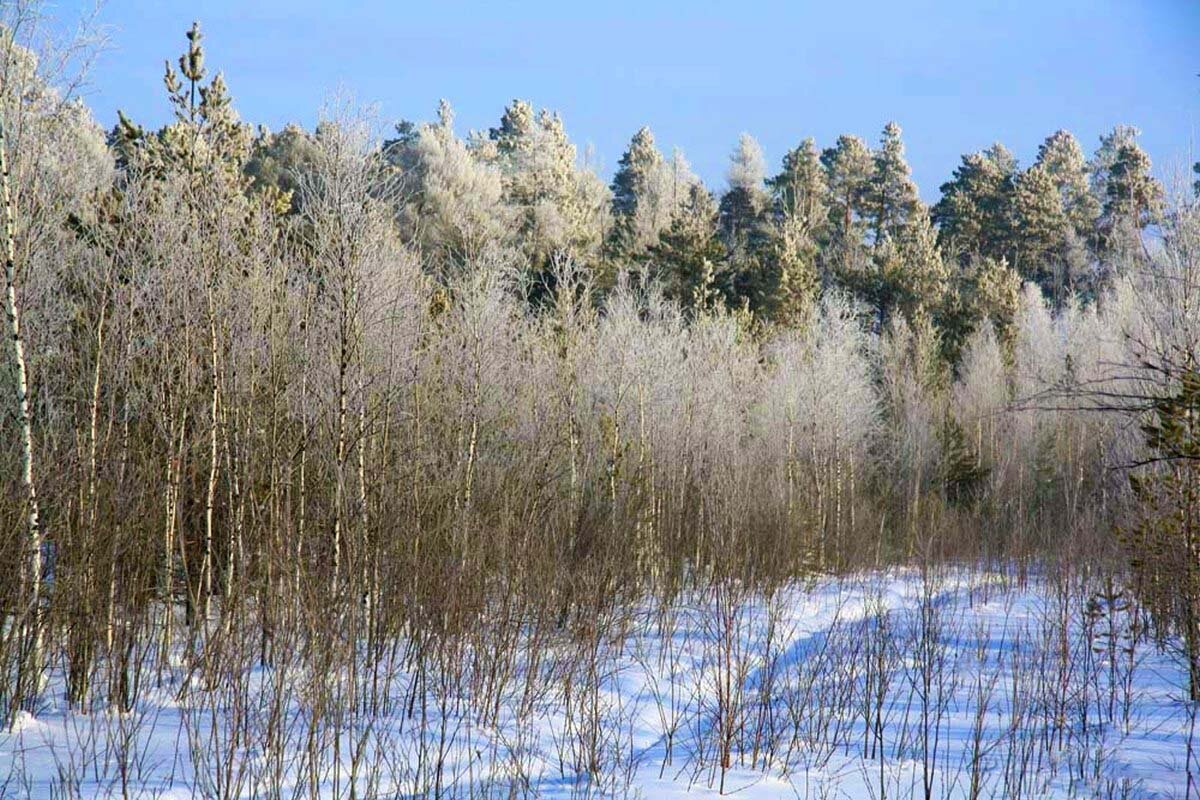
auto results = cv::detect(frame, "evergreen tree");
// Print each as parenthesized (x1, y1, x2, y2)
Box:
(1034, 129, 1099, 242)
(968, 255, 1021, 352)
(867, 122, 921, 245)
(767, 138, 827, 242)
(821, 134, 873, 246)
(244, 123, 320, 214)
(839, 208, 947, 330)
(1101, 140, 1163, 239)
(1088, 124, 1140, 198)
(608, 126, 667, 262)
(931, 143, 1017, 264)
(478, 99, 609, 275)
(718, 133, 771, 311)
(719, 132, 769, 242)
(1011, 163, 1070, 297)
(897, 209, 951, 320)
(763, 139, 826, 325)
(386, 101, 513, 273)
(647, 182, 724, 312)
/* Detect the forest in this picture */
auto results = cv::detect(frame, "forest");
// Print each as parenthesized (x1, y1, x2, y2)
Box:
(1, 5, 1200, 798)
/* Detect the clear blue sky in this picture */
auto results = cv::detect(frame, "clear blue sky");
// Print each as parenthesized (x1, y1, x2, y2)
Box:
(56, 0, 1200, 199)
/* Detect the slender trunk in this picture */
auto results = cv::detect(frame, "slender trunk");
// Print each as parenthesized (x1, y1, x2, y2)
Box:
(1, 118, 44, 714)
(203, 292, 220, 625)
(334, 303, 349, 593)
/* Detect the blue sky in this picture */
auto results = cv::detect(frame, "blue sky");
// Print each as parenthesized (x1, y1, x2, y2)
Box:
(55, 0, 1200, 199)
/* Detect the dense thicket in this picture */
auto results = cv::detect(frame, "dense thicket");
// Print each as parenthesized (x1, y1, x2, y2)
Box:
(1, 15, 1197, 724)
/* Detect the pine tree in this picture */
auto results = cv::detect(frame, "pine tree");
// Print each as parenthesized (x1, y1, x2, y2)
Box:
(931, 143, 1017, 264)
(763, 139, 826, 325)
(1089, 125, 1140, 198)
(868, 122, 921, 245)
(968, 255, 1021, 353)
(767, 138, 827, 242)
(244, 123, 320, 214)
(386, 101, 512, 273)
(479, 100, 609, 274)
(1011, 163, 1070, 297)
(1124, 369, 1200, 701)
(821, 134, 873, 246)
(1034, 129, 1099, 242)
(719, 132, 769, 242)
(897, 209, 950, 320)
(1101, 140, 1163, 239)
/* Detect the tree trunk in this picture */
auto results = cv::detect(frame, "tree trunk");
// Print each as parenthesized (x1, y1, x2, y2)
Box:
(1, 118, 45, 714)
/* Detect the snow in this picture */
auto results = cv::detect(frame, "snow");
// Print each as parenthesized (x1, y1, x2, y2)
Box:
(1, 570, 1194, 798)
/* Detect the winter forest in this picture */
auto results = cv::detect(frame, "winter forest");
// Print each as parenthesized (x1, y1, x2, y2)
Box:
(2, 2, 1200, 797)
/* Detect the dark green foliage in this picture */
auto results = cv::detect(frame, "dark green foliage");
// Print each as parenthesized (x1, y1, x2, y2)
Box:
(647, 182, 724, 312)
(821, 134, 873, 247)
(941, 413, 988, 505)
(1123, 369, 1200, 700)
(1010, 164, 1070, 296)
(931, 144, 1017, 265)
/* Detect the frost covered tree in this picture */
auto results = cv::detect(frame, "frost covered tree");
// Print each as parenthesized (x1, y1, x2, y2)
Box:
(1011, 163, 1070, 297)
(932, 143, 1017, 265)
(719, 132, 768, 243)
(244, 122, 320, 213)
(821, 134, 873, 247)
(113, 21, 272, 631)
(608, 126, 664, 262)
(1034, 130, 1099, 243)
(718, 133, 772, 311)
(897, 210, 951, 320)
(1097, 135, 1163, 259)
(647, 182, 724, 312)
(764, 139, 826, 325)
(867, 122, 921, 245)
(768, 138, 827, 243)
(477, 99, 609, 278)
(387, 101, 513, 273)
(840, 207, 948, 330)
(607, 127, 697, 268)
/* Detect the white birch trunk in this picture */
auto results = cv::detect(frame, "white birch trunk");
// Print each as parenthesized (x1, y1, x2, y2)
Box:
(0, 119, 44, 703)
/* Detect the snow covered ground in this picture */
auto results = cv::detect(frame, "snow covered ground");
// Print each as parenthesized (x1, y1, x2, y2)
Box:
(1, 570, 1194, 799)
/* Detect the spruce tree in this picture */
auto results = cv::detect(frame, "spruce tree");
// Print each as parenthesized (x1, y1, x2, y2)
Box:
(648, 182, 725, 312)
(718, 133, 771, 311)
(608, 126, 666, 262)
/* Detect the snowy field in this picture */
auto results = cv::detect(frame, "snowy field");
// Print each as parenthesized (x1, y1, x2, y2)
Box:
(1, 570, 1194, 799)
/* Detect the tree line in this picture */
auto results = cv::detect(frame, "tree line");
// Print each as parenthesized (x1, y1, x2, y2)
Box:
(1, 14, 1197, 720)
